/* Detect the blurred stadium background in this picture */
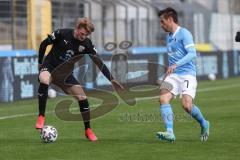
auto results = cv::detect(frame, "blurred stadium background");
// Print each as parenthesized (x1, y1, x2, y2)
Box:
(0, 1, 240, 160)
(0, 0, 240, 102)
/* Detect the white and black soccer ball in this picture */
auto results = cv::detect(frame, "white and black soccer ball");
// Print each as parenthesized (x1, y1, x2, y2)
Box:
(48, 89, 57, 98)
(208, 73, 216, 81)
(40, 125, 58, 143)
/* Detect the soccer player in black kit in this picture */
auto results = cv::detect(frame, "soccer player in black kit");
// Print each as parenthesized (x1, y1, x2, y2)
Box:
(36, 18, 123, 141)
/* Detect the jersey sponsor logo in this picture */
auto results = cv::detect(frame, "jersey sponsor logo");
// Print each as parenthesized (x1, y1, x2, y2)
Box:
(78, 45, 85, 52)
(60, 50, 74, 62)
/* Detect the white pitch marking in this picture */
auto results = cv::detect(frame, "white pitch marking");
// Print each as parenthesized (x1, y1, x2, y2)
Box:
(0, 83, 240, 120)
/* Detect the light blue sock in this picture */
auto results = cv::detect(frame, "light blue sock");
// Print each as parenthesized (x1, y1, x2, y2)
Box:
(191, 105, 207, 128)
(160, 104, 174, 133)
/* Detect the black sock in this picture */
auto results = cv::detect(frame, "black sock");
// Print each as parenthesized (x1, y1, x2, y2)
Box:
(38, 83, 49, 116)
(78, 99, 90, 130)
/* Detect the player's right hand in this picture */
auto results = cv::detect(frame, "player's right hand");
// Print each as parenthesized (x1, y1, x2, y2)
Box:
(166, 64, 177, 75)
(111, 79, 124, 92)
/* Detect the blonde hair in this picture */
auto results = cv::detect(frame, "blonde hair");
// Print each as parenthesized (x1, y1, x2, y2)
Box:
(75, 17, 94, 34)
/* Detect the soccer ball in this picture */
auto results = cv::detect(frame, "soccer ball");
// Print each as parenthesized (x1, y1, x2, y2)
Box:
(208, 73, 216, 81)
(40, 125, 58, 143)
(48, 88, 57, 98)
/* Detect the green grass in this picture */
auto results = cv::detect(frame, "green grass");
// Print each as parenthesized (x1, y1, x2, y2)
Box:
(0, 77, 240, 160)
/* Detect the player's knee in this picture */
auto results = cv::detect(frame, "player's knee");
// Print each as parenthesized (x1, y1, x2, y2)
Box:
(182, 95, 193, 113)
(159, 91, 172, 105)
(182, 101, 192, 113)
(159, 96, 170, 105)
(39, 77, 50, 85)
(39, 75, 50, 85)
(39, 72, 51, 85)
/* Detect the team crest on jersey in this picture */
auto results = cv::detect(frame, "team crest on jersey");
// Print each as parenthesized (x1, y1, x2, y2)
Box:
(78, 45, 85, 52)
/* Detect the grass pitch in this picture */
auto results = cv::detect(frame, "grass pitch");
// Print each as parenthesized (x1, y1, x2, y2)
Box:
(0, 77, 240, 160)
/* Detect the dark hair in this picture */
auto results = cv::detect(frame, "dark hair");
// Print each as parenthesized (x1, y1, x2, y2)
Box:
(158, 7, 178, 24)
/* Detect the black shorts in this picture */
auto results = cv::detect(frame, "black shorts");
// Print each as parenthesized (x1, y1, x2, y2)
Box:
(39, 62, 80, 86)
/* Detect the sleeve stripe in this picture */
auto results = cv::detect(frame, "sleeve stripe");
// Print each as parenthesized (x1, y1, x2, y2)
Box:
(185, 44, 195, 49)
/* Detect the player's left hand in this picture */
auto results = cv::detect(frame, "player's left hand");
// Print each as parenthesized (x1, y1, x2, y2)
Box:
(166, 64, 177, 75)
(111, 79, 124, 92)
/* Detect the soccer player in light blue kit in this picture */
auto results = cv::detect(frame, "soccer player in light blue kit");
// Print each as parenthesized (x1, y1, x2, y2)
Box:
(156, 7, 209, 142)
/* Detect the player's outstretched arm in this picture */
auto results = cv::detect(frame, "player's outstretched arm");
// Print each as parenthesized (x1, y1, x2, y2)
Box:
(110, 79, 124, 92)
(89, 54, 124, 91)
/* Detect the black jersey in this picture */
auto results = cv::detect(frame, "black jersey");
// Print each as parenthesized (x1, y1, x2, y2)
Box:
(38, 28, 113, 81)
(39, 29, 97, 67)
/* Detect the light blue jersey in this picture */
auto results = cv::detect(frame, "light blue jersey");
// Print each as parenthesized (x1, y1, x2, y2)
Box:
(167, 26, 197, 76)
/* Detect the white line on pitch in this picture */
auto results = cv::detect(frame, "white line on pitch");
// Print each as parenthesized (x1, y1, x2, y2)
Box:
(0, 83, 240, 120)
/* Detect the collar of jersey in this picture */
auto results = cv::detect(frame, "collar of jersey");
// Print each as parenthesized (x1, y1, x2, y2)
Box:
(171, 26, 181, 38)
